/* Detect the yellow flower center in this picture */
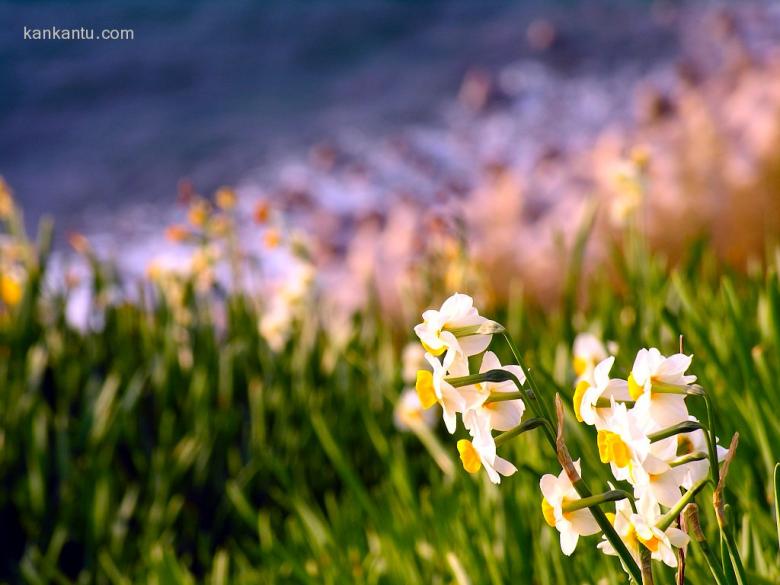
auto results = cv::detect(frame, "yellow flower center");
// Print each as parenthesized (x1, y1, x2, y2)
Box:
(573, 356, 589, 377)
(597, 430, 631, 467)
(415, 371, 438, 409)
(541, 497, 557, 527)
(421, 335, 446, 356)
(457, 440, 482, 474)
(572, 380, 590, 422)
(677, 435, 695, 455)
(0, 274, 22, 306)
(638, 533, 661, 553)
(627, 373, 644, 400)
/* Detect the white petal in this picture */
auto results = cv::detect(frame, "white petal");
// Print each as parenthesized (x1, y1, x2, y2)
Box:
(559, 527, 579, 556)
(439, 293, 473, 320)
(457, 334, 492, 356)
(666, 527, 690, 549)
(492, 455, 517, 477)
(488, 400, 525, 431)
(483, 459, 501, 484)
(656, 353, 693, 380)
(540, 474, 558, 500)
(649, 394, 689, 427)
(593, 356, 615, 389)
(442, 407, 458, 434)
(652, 473, 683, 508)
(567, 509, 600, 536)
(631, 349, 650, 385)
(479, 351, 501, 373)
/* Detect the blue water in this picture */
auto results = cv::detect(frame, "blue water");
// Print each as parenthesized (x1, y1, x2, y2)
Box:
(0, 0, 676, 237)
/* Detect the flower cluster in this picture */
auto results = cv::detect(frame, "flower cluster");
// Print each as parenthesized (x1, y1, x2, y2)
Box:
(413, 293, 525, 484)
(565, 343, 729, 567)
(409, 293, 737, 581)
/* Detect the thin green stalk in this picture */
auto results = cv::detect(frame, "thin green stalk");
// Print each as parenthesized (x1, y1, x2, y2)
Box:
(561, 489, 632, 514)
(703, 393, 720, 485)
(502, 332, 551, 424)
(774, 463, 780, 554)
(721, 536, 738, 585)
(669, 452, 708, 467)
(569, 476, 642, 583)
(722, 513, 748, 585)
(552, 395, 642, 582)
(494, 418, 546, 448)
(485, 391, 524, 404)
(656, 479, 709, 531)
(651, 381, 705, 396)
(695, 539, 729, 585)
(648, 420, 702, 443)
(684, 505, 728, 585)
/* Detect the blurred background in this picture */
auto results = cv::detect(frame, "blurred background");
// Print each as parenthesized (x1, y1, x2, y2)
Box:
(3, 0, 779, 316)
(2, 1, 780, 583)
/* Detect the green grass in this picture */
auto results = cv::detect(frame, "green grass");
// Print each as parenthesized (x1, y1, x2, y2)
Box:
(0, 214, 779, 584)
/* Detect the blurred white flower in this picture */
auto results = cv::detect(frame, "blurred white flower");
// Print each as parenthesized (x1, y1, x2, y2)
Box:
(402, 342, 427, 385)
(572, 332, 608, 381)
(394, 388, 438, 432)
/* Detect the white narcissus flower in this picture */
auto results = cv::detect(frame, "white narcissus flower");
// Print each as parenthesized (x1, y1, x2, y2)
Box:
(413, 293, 491, 359)
(415, 353, 468, 434)
(456, 428, 517, 484)
(631, 497, 689, 567)
(394, 388, 438, 431)
(572, 333, 608, 380)
(573, 356, 631, 429)
(540, 460, 600, 555)
(669, 421, 729, 490)
(630, 462, 683, 508)
(597, 401, 673, 484)
(597, 496, 688, 567)
(598, 497, 641, 563)
(628, 348, 694, 427)
(462, 351, 526, 433)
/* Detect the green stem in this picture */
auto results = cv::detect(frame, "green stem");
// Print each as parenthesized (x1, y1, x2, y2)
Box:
(651, 381, 705, 396)
(595, 397, 635, 408)
(721, 535, 738, 585)
(500, 333, 640, 581)
(494, 418, 546, 447)
(570, 477, 642, 582)
(561, 489, 632, 513)
(648, 420, 702, 443)
(485, 391, 524, 404)
(694, 538, 729, 585)
(447, 320, 505, 337)
(721, 507, 748, 585)
(669, 452, 708, 467)
(703, 394, 720, 485)
(656, 479, 709, 531)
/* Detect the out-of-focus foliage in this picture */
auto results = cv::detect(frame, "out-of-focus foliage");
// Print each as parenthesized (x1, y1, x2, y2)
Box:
(0, 183, 778, 584)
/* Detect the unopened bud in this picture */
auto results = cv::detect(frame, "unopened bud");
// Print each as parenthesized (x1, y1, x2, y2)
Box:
(682, 504, 706, 543)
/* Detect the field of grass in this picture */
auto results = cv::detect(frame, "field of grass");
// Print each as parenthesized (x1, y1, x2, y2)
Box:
(1, 200, 779, 584)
